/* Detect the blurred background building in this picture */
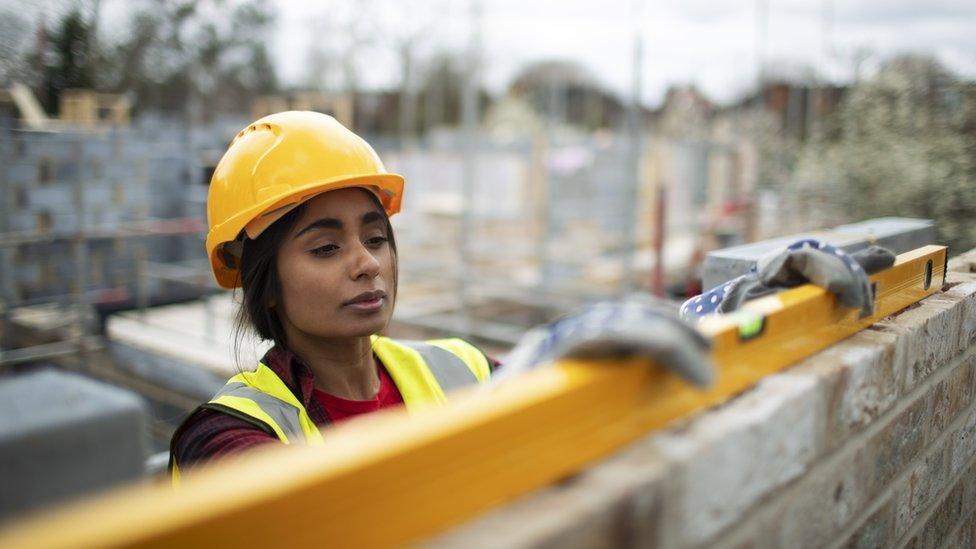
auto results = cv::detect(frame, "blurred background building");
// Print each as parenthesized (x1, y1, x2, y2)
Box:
(0, 0, 974, 522)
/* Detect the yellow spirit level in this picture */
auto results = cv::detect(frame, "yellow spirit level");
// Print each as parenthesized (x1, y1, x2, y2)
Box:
(0, 246, 947, 549)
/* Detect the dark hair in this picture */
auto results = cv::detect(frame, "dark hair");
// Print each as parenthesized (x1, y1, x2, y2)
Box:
(232, 191, 398, 365)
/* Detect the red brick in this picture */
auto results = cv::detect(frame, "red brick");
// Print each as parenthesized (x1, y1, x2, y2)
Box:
(869, 393, 930, 492)
(771, 444, 874, 547)
(426, 441, 669, 548)
(931, 361, 976, 437)
(794, 330, 902, 450)
(894, 444, 950, 540)
(950, 406, 976, 478)
(875, 299, 963, 392)
(845, 497, 894, 549)
(907, 480, 966, 549)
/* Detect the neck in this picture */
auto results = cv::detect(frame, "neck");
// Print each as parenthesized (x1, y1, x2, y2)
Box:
(286, 334, 378, 400)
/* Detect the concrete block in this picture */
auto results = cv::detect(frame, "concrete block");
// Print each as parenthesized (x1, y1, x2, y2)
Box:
(81, 184, 112, 206)
(104, 163, 146, 182)
(650, 374, 825, 546)
(845, 496, 894, 549)
(4, 162, 35, 184)
(875, 299, 963, 393)
(13, 262, 40, 285)
(771, 442, 874, 547)
(8, 212, 34, 232)
(894, 443, 950, 540)
(27, 185, 76, 207)
(868, 392, 930, 494)
(18, 136, 74, 159)
(832, 217, 937, 254)
(85, 207, 124, 229)
(0, 369, 148, 522)
(52, 158, 80, 183)
(86, 156, 105, 180)
(50, 211, 81, 232)
(81, 137, 112, 158)
(702, 217, 935, 290)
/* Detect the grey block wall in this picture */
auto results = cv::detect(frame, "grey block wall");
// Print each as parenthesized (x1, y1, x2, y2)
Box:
(0, 369, 148, 522)
(1, 127, 201, 302)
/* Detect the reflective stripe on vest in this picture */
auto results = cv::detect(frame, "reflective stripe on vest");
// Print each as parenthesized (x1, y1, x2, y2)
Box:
(370, 336, 488, 408)
(424, 338, 491, 383)
(209, 382, 306, 444)
(398, 340, 478, 392)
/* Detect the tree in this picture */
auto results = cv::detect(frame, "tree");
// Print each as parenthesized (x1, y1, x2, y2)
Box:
(0, 8, 33, 88)
(507, 60, 622, 130)
(416, 53, 465, 129)
(304, 1, 381, 103)
(98, 0, 279, 117)
(790, 55, 976, 253)
(39, 8, 95, 114)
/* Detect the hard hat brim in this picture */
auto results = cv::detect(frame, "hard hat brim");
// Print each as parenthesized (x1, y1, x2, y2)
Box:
(207, 173, 404, 289)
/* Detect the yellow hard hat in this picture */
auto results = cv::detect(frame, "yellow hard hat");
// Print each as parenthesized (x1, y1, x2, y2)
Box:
(206, 111, 404, 288)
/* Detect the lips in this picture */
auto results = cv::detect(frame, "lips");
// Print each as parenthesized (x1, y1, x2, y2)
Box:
(343, 290, 387, 308)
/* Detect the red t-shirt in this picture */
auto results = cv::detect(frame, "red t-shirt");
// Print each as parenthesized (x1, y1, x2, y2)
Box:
(312, 363, 404, 423)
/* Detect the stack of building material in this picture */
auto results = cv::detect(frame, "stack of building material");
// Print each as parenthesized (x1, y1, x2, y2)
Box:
(0, 369, 147, 522)
(702, 217, 937, 290)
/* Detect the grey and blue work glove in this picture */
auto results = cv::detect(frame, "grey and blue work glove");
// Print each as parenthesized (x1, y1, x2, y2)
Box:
(681, 239, 896, 322)
(494, 297, 714, 387)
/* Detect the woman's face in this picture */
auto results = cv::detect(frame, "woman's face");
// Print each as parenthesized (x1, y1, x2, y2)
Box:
(274, 188, 395, 342)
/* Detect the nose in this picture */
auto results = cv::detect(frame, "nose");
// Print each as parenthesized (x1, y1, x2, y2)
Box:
(349, 240, 381, 281)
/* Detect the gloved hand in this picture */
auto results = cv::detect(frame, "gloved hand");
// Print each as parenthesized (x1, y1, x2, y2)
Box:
(756, 240, 895, 317)
(680, 240, 896, 322)
(494, 296, 714, 387)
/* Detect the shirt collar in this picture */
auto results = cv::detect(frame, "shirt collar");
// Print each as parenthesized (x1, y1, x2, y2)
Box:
(260, 346, 317, 408)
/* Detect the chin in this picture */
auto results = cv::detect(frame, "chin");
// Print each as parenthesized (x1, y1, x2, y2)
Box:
(344, 314, 391, 338)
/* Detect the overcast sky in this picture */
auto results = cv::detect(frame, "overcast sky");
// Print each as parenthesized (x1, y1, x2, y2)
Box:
(8, 0, 976, 107)
(273, 0, 976, 106)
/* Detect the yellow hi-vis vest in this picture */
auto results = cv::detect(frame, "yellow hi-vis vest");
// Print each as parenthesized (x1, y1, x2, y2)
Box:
(170, 336, 490, 484)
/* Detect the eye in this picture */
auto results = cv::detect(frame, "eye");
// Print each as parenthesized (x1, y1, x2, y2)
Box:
(310, 243, 339, 257)
(365, 235, 388, 247)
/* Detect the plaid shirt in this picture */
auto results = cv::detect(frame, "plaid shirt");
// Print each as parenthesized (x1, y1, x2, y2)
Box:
(171, 344, 498, 470)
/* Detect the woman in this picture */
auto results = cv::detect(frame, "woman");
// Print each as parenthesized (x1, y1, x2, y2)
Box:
(170, 111, 495, 480)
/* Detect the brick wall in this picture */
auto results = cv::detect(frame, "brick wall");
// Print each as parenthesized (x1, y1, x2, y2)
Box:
(429, 248, 976, 548)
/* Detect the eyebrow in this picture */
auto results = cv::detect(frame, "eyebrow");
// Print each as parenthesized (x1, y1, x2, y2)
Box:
(295, 210, 385, 238)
